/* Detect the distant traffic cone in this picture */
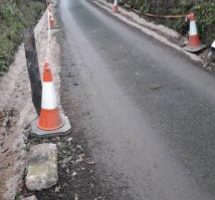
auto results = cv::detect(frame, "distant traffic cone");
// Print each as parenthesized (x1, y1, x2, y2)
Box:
(187, 13, 200, 48)
(184, 12, 206, 52)
(112, 0, 119, 13)
(37, 62, 63, 131)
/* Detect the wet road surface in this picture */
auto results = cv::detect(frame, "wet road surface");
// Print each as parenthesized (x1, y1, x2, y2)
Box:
(59, 0, 215, 199)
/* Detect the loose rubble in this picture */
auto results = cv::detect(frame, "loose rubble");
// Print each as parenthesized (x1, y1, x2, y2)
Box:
(22, 195, 38, 200)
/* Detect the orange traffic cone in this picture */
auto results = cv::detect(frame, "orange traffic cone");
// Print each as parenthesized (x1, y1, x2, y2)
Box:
(112, 0, 119, 13)
(37, 63, 63, 131)
(187, 13, 200, 48)
(184, 12, 206, 52)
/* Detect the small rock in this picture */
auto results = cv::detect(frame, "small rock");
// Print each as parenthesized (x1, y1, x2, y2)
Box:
(26, 143, 58, 191)
(74, 193, 79, 200)
(61, 156, 73, 164)
(75, 157, 83, 163)
(75, 155, 84, 163)
(88, 161, 96, 165)
(66, 168, 70, 173)
(2, 118, 9, 128)
(76, 145, 83, 151)
(22, 195, 38, 200)
(67, 137, 73, 143)
(55, 186, 61, 192)
(72, 171, 77, 176)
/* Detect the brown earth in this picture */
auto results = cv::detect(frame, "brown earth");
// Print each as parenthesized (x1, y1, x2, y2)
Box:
(0, 3, 61, 198)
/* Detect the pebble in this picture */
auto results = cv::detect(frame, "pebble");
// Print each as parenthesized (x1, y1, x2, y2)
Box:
(61, 156, 73, 164)
(75, 157, 83, 163)
(67, 137, 73, 142)
(74, 193, 79, 200)
(55, 186, 61, 192)
(76, 145, 83, 150)
(72, 171, 77, 176)
(22, 195, 38, 200)
(88, 161, 96, 165)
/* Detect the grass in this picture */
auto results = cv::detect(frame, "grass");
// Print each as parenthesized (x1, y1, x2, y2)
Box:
(0, 0, 46, 75)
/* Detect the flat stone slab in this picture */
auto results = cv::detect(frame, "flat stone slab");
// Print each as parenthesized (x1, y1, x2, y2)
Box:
(26, 143, 58, 191)
(22, 195, 38, 200)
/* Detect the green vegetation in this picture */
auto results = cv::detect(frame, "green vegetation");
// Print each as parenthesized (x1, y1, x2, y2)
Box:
(119, 0, 215, 45)
(194, 2, 215, 45)
(14, 192, 21, 200)
(0, 0, 46, 75)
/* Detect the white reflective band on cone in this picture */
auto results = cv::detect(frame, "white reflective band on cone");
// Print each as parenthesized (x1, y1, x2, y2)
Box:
(211, 41, 215, 49)
(189, 21, 198, 36)
(42, 82, 57, 109)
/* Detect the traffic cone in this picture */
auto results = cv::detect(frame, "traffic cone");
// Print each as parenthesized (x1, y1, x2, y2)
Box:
(37, 62, 63, 131)
(183, 12, 206, 52)
(112, 0, 119, 13)
(187, 13, 200, 48)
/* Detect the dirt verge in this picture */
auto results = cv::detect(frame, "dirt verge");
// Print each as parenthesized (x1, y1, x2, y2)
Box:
(0, 3, 61, 198)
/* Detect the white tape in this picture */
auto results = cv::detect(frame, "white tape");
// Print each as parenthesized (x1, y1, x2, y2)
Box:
(42, 82, 57, 109)
(114, 0, 118, 6)
(211, 40, 215, 49)
(189, 21, 198, 36)
(47, 7, 51, 62)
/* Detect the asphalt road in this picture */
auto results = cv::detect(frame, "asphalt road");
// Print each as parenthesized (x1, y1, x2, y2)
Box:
(59, 0, 215, 199)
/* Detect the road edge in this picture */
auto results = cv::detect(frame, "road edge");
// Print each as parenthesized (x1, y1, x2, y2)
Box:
(92, 0, 203, 64)
(1, 1, 64, 199)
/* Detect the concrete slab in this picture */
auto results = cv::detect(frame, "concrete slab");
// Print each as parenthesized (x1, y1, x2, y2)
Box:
(25, 143, 58, 191)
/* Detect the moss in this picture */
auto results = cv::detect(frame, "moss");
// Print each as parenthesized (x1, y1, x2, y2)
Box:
(0, 0, 46, 75)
